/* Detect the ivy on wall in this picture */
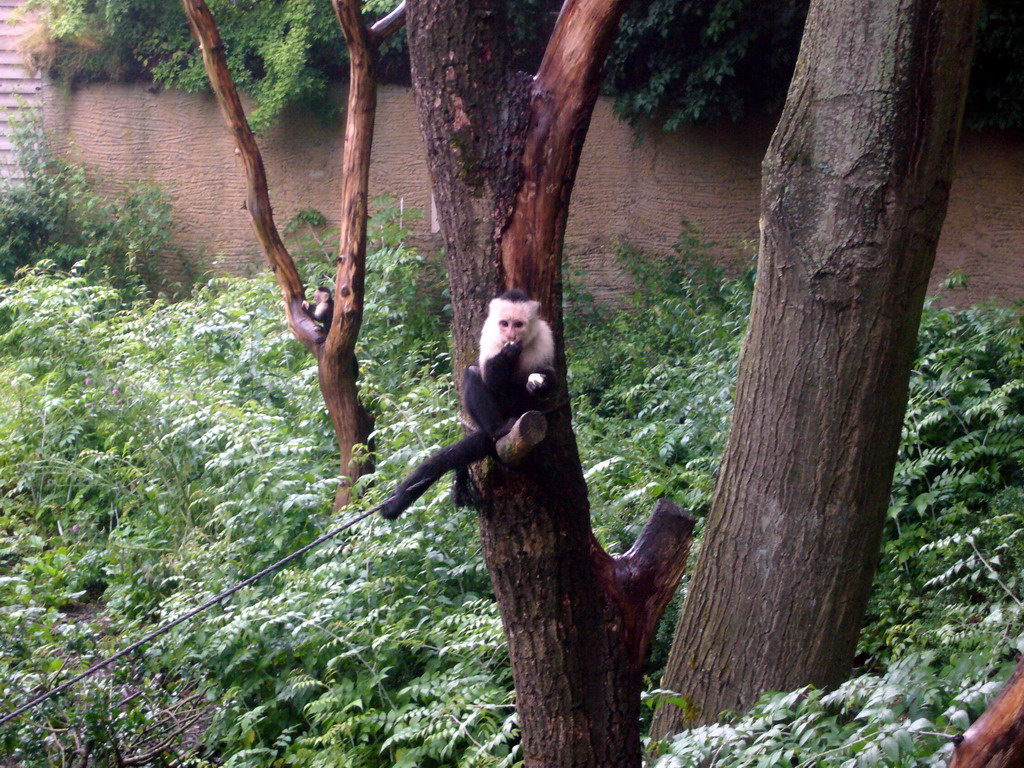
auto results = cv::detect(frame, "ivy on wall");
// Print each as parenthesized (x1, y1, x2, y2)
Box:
(24, 0, 350, 131)
(23, 0, 1024, 131)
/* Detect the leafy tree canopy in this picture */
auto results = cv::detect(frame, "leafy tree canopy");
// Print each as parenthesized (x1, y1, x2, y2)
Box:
(23, 0, 1024, 131)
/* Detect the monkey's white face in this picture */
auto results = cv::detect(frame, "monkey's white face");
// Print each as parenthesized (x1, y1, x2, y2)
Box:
(479, 295, 554, 375)
(496, 304, 533, 346)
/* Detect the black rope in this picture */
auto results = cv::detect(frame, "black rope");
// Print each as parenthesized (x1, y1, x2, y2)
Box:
(0, 504, 380, 730)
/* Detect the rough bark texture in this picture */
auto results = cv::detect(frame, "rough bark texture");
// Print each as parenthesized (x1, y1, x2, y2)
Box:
(404, 0, 531, 372)
(479, 495, 694, 768)
(404, 0, 692, 765)
(182, 0, 399, 506)
(651, 0, 983, 737)
(949, 658, 1024, 768)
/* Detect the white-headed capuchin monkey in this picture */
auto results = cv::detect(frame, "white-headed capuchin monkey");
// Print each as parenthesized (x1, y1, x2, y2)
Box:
(304, 286, 334, 334)
(380, 289, 556, 519)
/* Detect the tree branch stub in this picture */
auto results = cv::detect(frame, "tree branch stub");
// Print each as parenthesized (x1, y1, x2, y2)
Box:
(611, 499, 696, 667)
(369, 0, 407, 43)
(495, 410, 548, 465)
(949, 657, 1024, 768)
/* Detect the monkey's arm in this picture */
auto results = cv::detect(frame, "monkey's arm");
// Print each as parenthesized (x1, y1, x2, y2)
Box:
(463, 365, 510, 439)
(480, 340, 522, 389)
(526, 364, 556, 398)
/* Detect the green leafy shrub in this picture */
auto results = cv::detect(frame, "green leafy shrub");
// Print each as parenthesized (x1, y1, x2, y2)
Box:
(2, 211, 1023, 766)
(653, 647, 1020, 768)
(0, 206, 510, 766)
(862, 302, 1024, 662)
(24, 0, 349, 132)
(966, 1, 1024, 130)
(0, 115, 176, 290)
(569, 229, 754, 540)
(605, 0, 808, 127)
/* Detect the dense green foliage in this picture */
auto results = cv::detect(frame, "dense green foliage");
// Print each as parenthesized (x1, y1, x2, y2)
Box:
(25, 0, 350, 131)
(2, 240, 1023, 765)
(967, 1, 1024, 130)
(606, 0, 1024, 131)
(0, 116, 176, 288)
(605, 0, 808, 128)
(0, 215, 522, 766)
(654, 293, 1024, 768)
(0, 174, 1022, 763)
(27, 0, 1024, 130)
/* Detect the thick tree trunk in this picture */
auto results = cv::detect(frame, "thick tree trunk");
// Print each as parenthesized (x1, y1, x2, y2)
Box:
(404, 0, 531, 370)
(405, 1, 692, 765)
(651, 0, 982, 736)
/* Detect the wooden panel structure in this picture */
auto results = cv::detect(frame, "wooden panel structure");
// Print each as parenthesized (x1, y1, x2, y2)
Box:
(0, 0, 43, 181)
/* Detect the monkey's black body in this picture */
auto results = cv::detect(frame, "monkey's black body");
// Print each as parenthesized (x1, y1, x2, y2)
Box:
(312, 300, 334, 333)
(467, 339, 555, 439)
(304, 286, 334, 334)
(379, 339, 555, 520)
(307, 298, 334, 333)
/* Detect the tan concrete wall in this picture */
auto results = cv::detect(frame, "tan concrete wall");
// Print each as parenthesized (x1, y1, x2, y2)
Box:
(41, 82, 1024, 304)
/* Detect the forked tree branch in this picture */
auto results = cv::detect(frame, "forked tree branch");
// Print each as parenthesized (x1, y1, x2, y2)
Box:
(182, 0, 405, 503)
(180, 0, 321, 353)
(326, 0, 379, 359)
(500, 0, 630, 311)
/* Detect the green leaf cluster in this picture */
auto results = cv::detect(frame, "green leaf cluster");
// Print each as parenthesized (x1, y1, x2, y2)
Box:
(0, 114, 176, 290)
(605, 0, 808, 128)
(26, 0, 352, 131)
(861, 301, 1024, 662)
(0, 201, 515, 766)
(1, 187, 1023, 764)
(653, 648, 1021, 768)
(966, 1, 1024, 130)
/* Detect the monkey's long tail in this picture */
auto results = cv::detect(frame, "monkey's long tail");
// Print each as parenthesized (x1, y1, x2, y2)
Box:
(379, 431, 493, 519)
